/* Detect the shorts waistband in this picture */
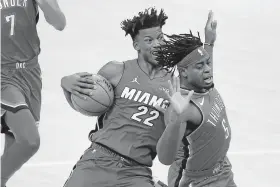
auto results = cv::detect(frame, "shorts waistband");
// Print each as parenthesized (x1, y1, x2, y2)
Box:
(1, 56, 39, 69)
(92, 142, 145, 167)
(183, 157, 231, 178)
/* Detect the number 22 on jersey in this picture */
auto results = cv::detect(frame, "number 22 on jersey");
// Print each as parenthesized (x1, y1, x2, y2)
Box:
(5, 14, 15, 36)
(131, 106, 159, 127)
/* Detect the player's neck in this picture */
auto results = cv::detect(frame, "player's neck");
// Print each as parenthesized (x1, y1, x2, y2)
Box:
(137, 56, 164, 79)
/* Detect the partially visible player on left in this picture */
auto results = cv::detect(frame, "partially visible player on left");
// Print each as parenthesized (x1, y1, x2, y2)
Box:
(1, 1, 66, 186)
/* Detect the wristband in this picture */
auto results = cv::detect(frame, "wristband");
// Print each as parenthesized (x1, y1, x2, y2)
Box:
(204, 43, 214, 47)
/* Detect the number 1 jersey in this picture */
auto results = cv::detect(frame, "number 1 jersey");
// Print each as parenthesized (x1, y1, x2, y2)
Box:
(93, 59, 172, 167)
(1, 0, 40, 65)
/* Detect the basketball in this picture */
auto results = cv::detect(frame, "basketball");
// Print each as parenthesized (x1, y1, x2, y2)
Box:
(71, 74, 114, 116)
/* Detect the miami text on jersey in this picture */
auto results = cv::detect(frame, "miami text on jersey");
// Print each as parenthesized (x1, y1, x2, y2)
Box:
(121, 87, 169, 109)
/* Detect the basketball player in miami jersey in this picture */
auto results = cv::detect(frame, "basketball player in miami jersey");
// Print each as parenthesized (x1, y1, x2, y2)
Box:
(1, 1, 66, 186)
(61, 8, 213, 187)
(154, 19, 237, 187)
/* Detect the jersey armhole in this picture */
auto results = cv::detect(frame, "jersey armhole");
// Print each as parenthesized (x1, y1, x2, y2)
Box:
(33, 0, 39, 24)
(186, 100, 204, 137)
(114, 61, 125, 89)
(190, 100, 204, 125)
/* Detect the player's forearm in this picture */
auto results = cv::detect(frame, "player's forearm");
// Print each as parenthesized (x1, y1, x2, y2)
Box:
(204, 44, 213, 72)
(157, 121, 186, 165)
(62, 88, 76, 111)
(36, 0, 66, 30)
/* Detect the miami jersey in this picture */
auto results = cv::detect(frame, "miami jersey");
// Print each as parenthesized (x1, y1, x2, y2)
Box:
(93, 59, 172, 166)
(1, 0, 40, 65)
(181, 88, 232, 174)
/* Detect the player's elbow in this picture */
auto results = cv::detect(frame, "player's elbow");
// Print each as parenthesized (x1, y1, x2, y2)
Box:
(157, 154, 173, 166)
(42, 10, 66, 31)
(47, 16, 66, 31)
(55, 17, 66, 31)
(54, 23, 66, 31)
(157, 146, 173, 165)
(37, 0, 67, 31)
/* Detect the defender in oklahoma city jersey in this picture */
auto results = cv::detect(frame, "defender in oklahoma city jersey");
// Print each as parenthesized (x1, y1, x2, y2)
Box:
(1, 1, 65, 186)
(155, 29, 236, 186)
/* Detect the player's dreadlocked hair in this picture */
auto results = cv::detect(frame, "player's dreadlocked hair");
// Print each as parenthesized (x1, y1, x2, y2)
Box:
(121, 7, 168, 40)
(154, 31, 203, 69)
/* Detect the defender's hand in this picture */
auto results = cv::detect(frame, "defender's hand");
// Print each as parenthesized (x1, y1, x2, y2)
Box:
(155, 76, 194, 124)
(61, 72, 96, 99)
(205, 10, 217, 44)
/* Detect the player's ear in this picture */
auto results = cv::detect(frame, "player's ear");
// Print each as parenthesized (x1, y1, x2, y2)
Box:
(179, 67, 188, 78)
(133, 37, 140, 51)
(133, 41, 140, 51)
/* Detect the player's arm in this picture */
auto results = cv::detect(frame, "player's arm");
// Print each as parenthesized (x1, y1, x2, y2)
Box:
(61, 72, 95, 110)
(204, 45, 213, 69)
(204, 10, 217, 74)
(157, 118, 187, 165)
(35, 0, 66, 31)
(157, 97, 203, 165)
(156, 77, 194, 165)
(60, 61, 123, 111)
(62, 89, 76, 110)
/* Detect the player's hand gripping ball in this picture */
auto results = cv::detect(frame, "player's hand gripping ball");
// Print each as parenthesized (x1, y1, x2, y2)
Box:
(71, 74, 114, 116)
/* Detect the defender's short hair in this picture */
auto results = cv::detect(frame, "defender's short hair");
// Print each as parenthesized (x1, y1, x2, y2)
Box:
(121, 7, 168, 40)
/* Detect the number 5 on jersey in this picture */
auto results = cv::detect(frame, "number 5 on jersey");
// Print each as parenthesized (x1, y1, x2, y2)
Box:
(131, 106, 159, 127)
(222, 119, 230, 139)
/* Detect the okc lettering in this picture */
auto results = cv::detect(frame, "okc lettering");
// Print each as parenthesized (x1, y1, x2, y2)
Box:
(16, 62, 25, 69)
(121, 87, 168, 109)
(206, 94, 225, 126)
(0, 0, 27, 9)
